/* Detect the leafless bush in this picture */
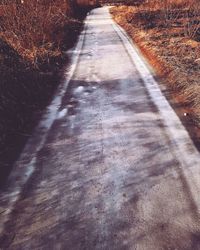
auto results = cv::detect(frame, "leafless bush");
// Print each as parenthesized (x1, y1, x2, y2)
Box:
(183, 5, 200, 39)
(0, 0, 76, 68)
(130, 0, 200, 39)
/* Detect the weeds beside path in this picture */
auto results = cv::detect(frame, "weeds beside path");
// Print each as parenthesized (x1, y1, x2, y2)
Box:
(110, 3, 200, 148)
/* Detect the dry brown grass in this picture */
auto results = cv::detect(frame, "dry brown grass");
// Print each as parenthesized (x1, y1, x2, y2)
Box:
(0, 0, 78, 68)
(111, 0, 200, 144)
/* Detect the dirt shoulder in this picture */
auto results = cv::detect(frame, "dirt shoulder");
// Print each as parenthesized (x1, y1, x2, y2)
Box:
(110, 5, 200, 149)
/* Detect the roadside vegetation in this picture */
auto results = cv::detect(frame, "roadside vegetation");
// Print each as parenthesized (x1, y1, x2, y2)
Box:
(110, 0, 200, 146)
(0, 0, 88, 185)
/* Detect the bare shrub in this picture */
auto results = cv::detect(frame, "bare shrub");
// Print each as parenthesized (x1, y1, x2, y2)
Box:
(161, 0, 200, 40)
(0, 0, 76, 68)
(127, 0, 200, 40)
(183, 4, 200, 39)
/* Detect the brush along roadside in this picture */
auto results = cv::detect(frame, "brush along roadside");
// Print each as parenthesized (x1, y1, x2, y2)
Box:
(110, 4, 200, 148)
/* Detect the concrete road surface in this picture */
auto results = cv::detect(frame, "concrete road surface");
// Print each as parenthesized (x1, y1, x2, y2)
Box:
(1, 7, 200, 250)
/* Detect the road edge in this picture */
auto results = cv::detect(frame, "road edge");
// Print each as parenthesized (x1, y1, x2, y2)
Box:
(0, 10, 90, 238)
(111, 12, 200, 216)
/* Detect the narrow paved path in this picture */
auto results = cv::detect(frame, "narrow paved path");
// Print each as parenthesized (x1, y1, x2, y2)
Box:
(1, 7, 200, 250)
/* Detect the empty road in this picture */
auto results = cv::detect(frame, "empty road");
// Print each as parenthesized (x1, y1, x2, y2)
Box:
(1, 7, 200, 250)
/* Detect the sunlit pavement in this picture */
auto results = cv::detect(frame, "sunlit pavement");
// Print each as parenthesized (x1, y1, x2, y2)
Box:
(1, 7, 200, 250)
